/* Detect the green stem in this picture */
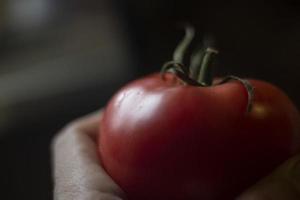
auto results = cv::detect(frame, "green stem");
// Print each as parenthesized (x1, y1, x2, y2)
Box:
(197, 47, 218, 86)
(190, 47, 204, 80)
(173, 26, 195, 64)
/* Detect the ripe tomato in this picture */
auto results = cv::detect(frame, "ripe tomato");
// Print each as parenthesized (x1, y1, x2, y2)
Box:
(98, 27, 300, 199)
(99, 73, 300, 199)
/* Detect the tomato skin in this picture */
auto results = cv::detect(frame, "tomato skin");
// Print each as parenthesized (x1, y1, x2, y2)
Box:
(99, 73, 300, 200)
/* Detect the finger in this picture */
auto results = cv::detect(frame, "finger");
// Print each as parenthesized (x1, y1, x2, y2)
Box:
(52, 110, 125, 200)
(68, 109, 104, 138)
(237, 155, 300, 200)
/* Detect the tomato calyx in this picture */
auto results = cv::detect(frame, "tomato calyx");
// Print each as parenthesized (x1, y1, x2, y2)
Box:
(160, 25, 254, 112)
(218, 76, 254, 112)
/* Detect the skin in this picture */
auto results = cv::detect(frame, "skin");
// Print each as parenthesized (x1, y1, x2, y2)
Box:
(52, 111, 125, 200)
(52, 110, 300, 200)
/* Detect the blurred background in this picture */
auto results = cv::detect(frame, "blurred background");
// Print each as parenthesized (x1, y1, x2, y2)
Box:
(0, 0, 299, 199)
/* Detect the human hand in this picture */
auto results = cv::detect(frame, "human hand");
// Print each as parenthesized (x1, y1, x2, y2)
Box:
(237, 155, 300, 200)
(52, 110, 300, 200)
(52, 111, 125, 200)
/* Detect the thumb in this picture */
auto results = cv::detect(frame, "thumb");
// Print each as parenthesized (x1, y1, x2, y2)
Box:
(237, 155, 300, 200)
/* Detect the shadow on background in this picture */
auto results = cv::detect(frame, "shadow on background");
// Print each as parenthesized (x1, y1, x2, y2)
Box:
(0, 0, 299, 199)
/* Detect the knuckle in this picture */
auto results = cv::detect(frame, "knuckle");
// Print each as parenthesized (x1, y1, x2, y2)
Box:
(51, 120, 80, 150)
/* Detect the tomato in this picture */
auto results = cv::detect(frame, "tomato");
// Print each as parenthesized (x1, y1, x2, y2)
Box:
(98, 27, 300, 199)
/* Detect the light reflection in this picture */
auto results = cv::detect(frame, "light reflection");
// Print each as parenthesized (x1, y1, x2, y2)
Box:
(113, 87, 163, 130)
(251, 103, 270, 119)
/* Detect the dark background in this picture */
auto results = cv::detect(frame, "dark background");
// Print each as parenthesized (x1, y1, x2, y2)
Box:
(0, 0, 299, 199)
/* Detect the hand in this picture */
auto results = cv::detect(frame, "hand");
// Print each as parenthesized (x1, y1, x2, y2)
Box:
(237, 155, 300, 200)
(52, 111, 125, 200)
(52, 110, 300, 200)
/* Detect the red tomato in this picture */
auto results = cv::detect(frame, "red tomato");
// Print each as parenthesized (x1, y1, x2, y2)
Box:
(99, 26, 300, 199)
(99, 73, 300, 200)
